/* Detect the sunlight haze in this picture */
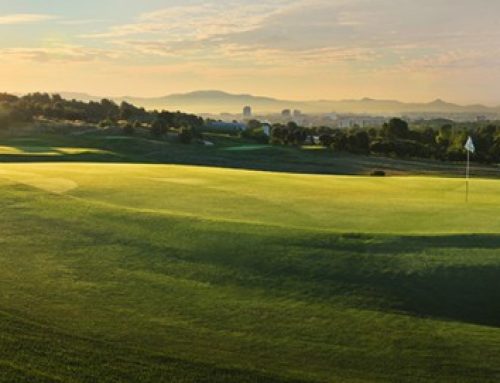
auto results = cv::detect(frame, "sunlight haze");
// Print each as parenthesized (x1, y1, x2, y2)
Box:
(1, 0, 500, 104)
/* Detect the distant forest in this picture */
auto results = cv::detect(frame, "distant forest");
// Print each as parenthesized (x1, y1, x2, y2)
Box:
(1, 92, 499, 163)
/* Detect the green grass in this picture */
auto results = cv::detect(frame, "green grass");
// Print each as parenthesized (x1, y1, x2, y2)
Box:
(223, 145, 274, 151)
(0, 162, 499, 382)
(0, 145, 111, 156)
(0, 132, 498, 178)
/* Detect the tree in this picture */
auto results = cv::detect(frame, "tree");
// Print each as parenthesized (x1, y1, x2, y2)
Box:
(319, 134, 334, 147)
(178, 127, 194, 144)
(242, 121, 269, 144)
(436, 124, 453, 147)
(0, 93, 19, 103)
(348, 131, 370, 153)
(119, 102, 135, 120)
(123, 123, 135, 136)
(370, 140, 396, 155)
(331, 131, 348, 151)
(0, 113, 11, 130)
(100, 98, 119, 121)
(491, 134, 500, 162)
(247, 119, 262, 130)
(52, 94, 63, 103)
(99, 118, 114, 128)
(420, 127, 437, 145)
(270, 124, 285, 145)
(151, 119, 167, 138)
(383, 118, 409, 139)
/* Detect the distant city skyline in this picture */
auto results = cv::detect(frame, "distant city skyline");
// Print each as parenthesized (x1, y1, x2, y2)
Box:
(1, 1, 500, 105)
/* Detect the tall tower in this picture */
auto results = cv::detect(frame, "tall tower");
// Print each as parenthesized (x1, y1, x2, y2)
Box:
(243, 106, 252, 118)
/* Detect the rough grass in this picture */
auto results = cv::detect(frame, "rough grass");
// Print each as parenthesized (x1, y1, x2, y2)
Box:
(0, 163, 499, 383)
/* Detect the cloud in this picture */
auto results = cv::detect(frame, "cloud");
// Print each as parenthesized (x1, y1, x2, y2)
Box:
(0, 44, 118, 63)
(0, 13, 56, 25)
(89, 0, 379, 66)
(59, 19, 109, 26)
(395, 50, 500, 73)
(41, 0, 500, 80)
(81, 1, 299, 39)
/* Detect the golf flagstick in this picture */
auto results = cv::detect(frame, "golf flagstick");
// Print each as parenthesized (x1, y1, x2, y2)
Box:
(464, 136, 475, 202)
(466, 149, 469, 202)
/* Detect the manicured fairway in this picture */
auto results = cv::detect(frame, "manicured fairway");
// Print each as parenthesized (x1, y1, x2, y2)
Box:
(0, 146, 110, 156)
(0, 163, 499, 382)
(0, 163, 498, 234)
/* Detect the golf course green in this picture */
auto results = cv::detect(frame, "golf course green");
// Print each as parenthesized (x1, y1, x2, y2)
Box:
(1, 162, 499, 382)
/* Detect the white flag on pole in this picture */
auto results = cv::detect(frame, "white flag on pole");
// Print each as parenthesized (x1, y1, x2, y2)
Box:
(465, 136, 475, 153)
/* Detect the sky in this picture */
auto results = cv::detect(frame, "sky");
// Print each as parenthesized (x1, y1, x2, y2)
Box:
(1, 0, 500, 104)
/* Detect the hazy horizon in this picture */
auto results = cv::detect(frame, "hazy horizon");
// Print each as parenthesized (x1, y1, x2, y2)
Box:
(2, 0, 500, 104)
(6, 88, 500, 107)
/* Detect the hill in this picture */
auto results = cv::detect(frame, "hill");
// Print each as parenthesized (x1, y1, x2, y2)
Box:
(0, 162, 499, 382)
(55, 90, 500, 115)
(123, 90, 301, 114)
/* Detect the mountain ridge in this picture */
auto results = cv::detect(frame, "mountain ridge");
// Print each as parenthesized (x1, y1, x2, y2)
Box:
(49, 90, 500, 115)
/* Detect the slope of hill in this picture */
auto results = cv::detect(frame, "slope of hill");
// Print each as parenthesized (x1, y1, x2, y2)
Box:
(0, 162, 499, 382)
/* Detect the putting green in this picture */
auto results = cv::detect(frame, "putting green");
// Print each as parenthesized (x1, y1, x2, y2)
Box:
(0, 163, 498, 234)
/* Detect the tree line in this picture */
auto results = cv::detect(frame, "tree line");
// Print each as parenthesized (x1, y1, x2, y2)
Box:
(0, 92, 203, 141)
(1, 92, 499, 162)
(267, 118, 500, 163)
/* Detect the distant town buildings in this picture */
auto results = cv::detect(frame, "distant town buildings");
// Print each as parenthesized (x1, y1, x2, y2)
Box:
(325, 113, 338, 121)
(202, 108, 496, 128)
(337, 116, 387, 128)
(243, 106, 252, 118)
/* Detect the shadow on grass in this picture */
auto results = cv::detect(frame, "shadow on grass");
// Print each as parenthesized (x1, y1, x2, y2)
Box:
(183, 229, 500, 328)
(304, 233, 500, 253)
(292, 234, 500, 327)
(294, 234, 500, 327)
(85, 207, 499, 329)
(0, 153, 124, 163)
(389, 263, 500, 328)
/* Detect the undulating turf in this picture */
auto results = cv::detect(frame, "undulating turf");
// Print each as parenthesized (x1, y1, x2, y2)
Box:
(1, 132, 498, 178)
(0, 163, 499, 382)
